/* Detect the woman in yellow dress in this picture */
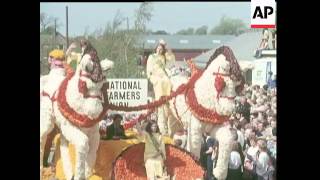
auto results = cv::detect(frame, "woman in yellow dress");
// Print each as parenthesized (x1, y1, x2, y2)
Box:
(146, 40, 176, 136)
(137, 120, 168, 180)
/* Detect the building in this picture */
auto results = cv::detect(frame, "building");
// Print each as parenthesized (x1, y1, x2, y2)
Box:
(137, 34, 235, 64)
(192, 30, 276, 85)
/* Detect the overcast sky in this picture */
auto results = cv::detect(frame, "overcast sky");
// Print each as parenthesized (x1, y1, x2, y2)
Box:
(40, 2, 251, 37)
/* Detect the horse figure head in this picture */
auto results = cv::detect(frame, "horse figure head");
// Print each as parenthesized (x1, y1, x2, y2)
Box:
(64, 41, 114, 120)
(196, 46, 245, 116)
(75, 42, 114, 87)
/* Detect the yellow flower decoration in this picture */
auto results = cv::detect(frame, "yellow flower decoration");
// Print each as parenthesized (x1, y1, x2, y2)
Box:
(49, 49, 65, 61)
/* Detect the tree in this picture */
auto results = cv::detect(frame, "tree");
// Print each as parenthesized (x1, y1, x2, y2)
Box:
(89, 2, 153, 78)
(40, 15, 63, 35)
(134, 2, 153, 33)
(152, 30, 168, 35)
(40, 12, 54, 32)
(176, 27, 194, 35)
(195, 25, 208, 35)
(210, 16, 247, 35)
(41, 26, 55, 34)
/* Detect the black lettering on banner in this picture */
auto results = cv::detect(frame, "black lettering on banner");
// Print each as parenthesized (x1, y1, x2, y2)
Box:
(119, 102, 128, 107)
(115, 81, 119, 89)
(136, 91, 140, 100)
(133, 82, 137, 89)
(114, 91, 118, 99)
(122, 81, 127, 89)
(119, 91, 126, 100)
(131, 92, 136, 100)
(108, 92, 113, 100)
(110, 82, 114, 89)
(127, 91, 130, 100)
(128, 82, 132, 89)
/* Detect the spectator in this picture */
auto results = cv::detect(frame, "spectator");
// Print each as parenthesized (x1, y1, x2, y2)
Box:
(202, 131, 218, 180)
(99, 117, 108, 138)
(254, 29, 270, 58)
(232, 84, 276, 179)
(244, 125, 254, 150)
(173, 129, 187, 149)
(271, 119, 276, 137)
(266, 137, 276, 161)
(251, 86, 260, 101)
(265, 105, 273, 118)
(256, 122, 265, 137)
(226, 141, 243, 180)
(250, 112, 260, 129)
(174, 139, 183, 147)
(262, 84, 268, 92)
(243, 136, 258, 180)
(255, 139, 274, 180)
(236, 97, 251, 122)
(233, 121, 245, 150)
(104, 114, 126, 140)
(230, 128, 245, 163)
(264, 118, 276, 138)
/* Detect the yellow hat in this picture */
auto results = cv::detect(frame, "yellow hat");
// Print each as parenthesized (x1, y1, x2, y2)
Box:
(49, 49, 65, 61)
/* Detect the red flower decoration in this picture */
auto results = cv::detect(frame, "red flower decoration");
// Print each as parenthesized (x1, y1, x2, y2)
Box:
(214, 74, 226, 99)
(112, 144, 205, 179)
(186, 87, 229, 124)
(57, 72, 108, 128)
(78, 79, 87, 95)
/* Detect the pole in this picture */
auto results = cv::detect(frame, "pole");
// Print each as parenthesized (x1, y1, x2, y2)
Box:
(66, 6, 69, 48)
(127, 17, 129, 31)
(54, 19, 57, 48)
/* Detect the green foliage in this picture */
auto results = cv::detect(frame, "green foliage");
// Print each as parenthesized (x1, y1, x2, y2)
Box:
(152, 30, 169, 35)
(41, 26, 55, 35)
(176, 27, 194, 35)
(210, 16, 247, 35)
(195, 25, 208, 35)
(86, 2, 153, 79)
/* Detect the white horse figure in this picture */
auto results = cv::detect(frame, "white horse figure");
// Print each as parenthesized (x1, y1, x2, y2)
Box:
(168, 46, 244, 180)
(40, 52, 114, 180)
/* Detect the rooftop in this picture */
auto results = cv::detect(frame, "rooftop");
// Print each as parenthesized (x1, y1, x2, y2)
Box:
(136, 34, 235, 50)
(192, 31, 275, 68)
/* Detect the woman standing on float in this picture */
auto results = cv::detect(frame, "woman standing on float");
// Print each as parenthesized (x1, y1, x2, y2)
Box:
(137, 120, 168, 180)
(146, 39, 175, 136)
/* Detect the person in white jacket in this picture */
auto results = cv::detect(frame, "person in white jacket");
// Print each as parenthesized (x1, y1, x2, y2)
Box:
(40, 49, 67, 175)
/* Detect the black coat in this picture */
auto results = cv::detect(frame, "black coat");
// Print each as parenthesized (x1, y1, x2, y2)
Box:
(104, 123, 126, 140)
(236, 102, 251, 121)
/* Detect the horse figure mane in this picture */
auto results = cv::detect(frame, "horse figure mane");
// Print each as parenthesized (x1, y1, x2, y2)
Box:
(80, 43, 104, 83)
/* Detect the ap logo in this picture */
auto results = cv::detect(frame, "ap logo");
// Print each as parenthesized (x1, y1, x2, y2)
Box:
(251, 0, 276, 28)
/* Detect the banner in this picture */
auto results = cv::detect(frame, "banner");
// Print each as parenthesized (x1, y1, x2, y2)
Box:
(106, 79, 148, 110)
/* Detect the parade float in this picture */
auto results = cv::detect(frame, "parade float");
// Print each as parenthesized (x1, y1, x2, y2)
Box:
(40, 45, 244, 180)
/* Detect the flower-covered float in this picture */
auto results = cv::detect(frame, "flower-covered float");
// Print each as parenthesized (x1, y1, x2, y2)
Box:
(112, 143, 205, 180)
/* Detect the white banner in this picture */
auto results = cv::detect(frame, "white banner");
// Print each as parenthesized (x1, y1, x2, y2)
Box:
(106, 79, 148, 109)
